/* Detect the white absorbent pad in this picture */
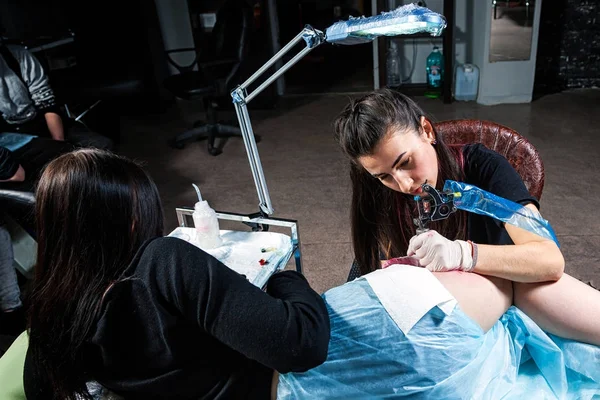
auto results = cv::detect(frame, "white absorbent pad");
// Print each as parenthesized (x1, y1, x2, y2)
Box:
(363, 264, 457, 334)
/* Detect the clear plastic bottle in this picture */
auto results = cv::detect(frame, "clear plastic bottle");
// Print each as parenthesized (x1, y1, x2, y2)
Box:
(425, 46, 444, 99)
(386, 41, 402, 88)
(192, 200, 222, 249)
(454, 63, 479, 101)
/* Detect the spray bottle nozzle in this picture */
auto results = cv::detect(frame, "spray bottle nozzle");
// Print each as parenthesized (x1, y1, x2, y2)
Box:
(192, 183, 203, 202)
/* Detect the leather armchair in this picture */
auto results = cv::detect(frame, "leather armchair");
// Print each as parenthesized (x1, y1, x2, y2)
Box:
(437, 119, 544, 200)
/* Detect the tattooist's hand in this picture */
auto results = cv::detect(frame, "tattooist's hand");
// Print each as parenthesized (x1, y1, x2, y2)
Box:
(407, 230, 474, 272)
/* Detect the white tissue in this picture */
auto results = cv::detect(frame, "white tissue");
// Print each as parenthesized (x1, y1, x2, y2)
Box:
(363, 264, 457, 334)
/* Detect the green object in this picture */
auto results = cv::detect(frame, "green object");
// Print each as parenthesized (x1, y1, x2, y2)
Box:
(0, 330, 28, 400)
(425, 46, 444, 99)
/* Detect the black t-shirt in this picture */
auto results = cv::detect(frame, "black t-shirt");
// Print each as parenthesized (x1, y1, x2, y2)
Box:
(462, 143, 540, 245)
(24, 237, 330, 400)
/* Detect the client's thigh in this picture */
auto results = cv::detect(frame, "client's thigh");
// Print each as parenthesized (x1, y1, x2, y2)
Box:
(513, 273, 600, 345)
(433, 272, 513, 332)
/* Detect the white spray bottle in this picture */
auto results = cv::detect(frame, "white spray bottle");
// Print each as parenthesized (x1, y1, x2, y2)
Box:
(191, 183, 222, 249)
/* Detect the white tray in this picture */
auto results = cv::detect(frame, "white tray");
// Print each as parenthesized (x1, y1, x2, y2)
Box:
(168, 227, 294, 288)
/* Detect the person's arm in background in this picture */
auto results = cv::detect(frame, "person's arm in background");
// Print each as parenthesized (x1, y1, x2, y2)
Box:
(0, 147, 25, 182)
(43, 112, 65, 141)
(15, 47, 65, 141)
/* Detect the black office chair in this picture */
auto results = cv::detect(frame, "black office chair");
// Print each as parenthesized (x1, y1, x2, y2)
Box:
(0, 191, 35, 238)
(164, 0, 258, 156)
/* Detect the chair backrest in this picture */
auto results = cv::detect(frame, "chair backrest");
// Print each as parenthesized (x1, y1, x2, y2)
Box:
(435, 119, 545, 200)
(209, 0, 253, 63)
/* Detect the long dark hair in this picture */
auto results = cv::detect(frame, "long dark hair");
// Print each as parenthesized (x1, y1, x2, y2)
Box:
(334, 89, 466, 275)
(27, 149, 164, 399)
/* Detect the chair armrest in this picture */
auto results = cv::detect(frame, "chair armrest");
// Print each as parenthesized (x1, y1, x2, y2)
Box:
(0, 190, 36, 236)
(165, 48, 198, 74)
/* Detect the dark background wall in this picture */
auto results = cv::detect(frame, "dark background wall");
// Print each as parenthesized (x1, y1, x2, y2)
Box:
(535, 0, 600, 94)
(0, 0, 170, 113)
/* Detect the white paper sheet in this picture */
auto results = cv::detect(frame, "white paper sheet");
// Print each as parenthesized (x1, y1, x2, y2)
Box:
(363, 264, 457, 334)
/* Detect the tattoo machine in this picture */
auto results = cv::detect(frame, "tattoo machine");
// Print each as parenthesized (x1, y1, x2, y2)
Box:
(413, 182, 461, 234)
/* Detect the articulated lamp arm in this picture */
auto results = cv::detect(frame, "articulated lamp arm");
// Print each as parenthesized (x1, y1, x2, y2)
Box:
(231, 26, 325, 216)
(230, 4, 446, 216)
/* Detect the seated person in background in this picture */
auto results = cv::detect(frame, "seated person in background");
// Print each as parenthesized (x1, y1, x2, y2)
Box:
(0, 135, 73, 336)
(0, 43, 113, 150)
(0, 133, 74, 192)
(0, 218, 23, 336)
(24, 149, 330, 400)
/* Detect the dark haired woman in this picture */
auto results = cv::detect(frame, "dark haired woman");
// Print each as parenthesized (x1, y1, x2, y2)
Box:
(24, 149, 330, 400)
(333, 88, 600, 346)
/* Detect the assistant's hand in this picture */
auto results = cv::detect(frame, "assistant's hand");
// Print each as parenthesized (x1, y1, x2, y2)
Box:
(407, 230, 474, 272)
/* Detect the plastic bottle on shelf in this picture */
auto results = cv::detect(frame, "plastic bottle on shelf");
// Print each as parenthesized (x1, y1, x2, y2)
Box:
(425, 45, 444, 99)
(454, 63, 479, 101)
(386, 41, 402, 88)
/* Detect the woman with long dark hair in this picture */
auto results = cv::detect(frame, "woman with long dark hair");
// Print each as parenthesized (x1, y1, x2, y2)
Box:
(332, 88, 600, 346)
(24, 149, 330, 400)
(338, 90, 467, 275)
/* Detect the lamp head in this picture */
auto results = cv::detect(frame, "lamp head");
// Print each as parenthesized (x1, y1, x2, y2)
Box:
(325, 4, 446, 45)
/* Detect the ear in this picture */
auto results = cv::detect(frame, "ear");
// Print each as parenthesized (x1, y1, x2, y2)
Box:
(420, 116, 436, 143)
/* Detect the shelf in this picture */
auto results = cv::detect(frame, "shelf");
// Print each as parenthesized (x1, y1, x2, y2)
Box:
(377, 0, 455, 104)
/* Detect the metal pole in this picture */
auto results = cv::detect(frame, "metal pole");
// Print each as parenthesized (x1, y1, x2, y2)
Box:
(266, 0, 285, 96)
(233, 100, 274, 215)
(372, 0, 380, 89)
